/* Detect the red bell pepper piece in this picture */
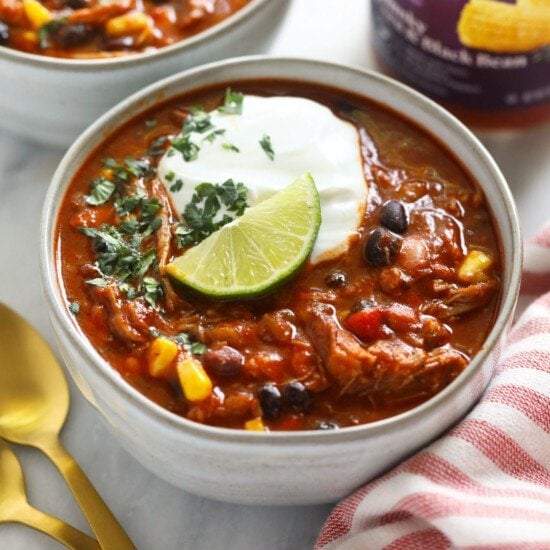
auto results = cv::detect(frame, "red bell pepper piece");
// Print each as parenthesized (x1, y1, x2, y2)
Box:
(344, 308, 384, 341)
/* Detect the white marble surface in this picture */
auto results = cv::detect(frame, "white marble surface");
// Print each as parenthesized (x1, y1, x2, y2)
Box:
(0, 1, 548, 549)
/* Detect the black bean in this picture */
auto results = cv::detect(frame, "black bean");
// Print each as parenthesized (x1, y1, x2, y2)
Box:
(202, 346, 243, 377)
(380, 200, 408, 233)
(325, 270, 347, 288)
(317, 421, 339, 430)
(65, 0, 90, 8)
(259, 385, 282, 421)
(363, 227, 402, 266)
(54, 24, 95, 47)
(351, 299, 376, 313)
(282, 381, 312, 411)
(0, 22, 9, 46)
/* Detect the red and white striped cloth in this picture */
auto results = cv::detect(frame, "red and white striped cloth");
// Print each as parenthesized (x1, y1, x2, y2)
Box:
(316, 223, 550, 549)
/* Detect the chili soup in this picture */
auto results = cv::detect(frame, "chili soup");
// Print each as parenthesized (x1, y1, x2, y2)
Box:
(55, 80, 502, 432)
(0, 0, 251, 58)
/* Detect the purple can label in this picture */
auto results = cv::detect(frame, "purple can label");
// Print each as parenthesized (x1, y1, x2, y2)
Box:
(371, 0, 550, 110)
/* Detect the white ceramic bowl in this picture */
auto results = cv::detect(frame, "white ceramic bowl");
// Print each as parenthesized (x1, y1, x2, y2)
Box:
(0, 0, 288, 148)
(40, 56, 522, 505)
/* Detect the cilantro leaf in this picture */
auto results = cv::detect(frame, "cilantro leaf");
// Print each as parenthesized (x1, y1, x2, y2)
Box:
(174, 332, 208, 355)
(147, 328, 208, 355)
(38, 17, 67, 49)
(259, 134, 275, 160)
(85, 177, 116, 206)
(148, 135, 169, 157)
(102, 157, 155, 182)
(142, 276, 163, 307)
(176, 179, 249, 246)
(125, 157, 152, 178)
(222, 142, 240, 153)
(170, 179, 184, 193)
(171, 134, 199, 162)
(203, 128, 226, 144)
(218, 88, 244, 115)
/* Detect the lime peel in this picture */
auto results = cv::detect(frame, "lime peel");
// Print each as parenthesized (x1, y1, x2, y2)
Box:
(166, 173, 321, 299)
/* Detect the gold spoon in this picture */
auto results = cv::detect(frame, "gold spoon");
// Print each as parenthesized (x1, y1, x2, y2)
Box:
(0, 439, 99, 549)
(0, 303, 135, 550)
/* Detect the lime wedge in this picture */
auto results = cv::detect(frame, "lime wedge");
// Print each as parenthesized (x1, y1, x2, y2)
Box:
(166, 173, 321, 299)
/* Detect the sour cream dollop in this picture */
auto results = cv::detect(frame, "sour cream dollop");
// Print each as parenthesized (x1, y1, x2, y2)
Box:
(158, 95, 367, 263)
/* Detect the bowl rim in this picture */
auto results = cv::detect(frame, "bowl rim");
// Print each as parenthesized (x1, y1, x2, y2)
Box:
(0, 0, 273, 70)
(40, 55, 523, 445)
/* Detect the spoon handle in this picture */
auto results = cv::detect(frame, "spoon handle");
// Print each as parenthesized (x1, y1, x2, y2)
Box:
(14, 503, 100, 550)
(39, 437, 136, 550)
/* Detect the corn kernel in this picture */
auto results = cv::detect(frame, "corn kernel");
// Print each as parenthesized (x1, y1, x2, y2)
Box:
(23, 0, 53, 30)
(105, 12, 152, 37)
(458, 249, 493, 282)
(100, 168, 114, 180)
(245, 417, 267, 431)
(147, 337, 178, 377)
(177, 358, 212, 402)
(21, 31, 38, 46)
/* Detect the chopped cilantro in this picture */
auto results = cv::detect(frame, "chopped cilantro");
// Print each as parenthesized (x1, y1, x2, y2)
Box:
(170, 105, 230, 161)
(79, 195, 161, 284)
(174, 332, 208, 355)
(115, 189, 145, 217)
(68, 301, 80, 314)
(171, 134, 199, 162)
(187, 106, 214, 133)
(125, 287, 139, 300)
(142, 277, 163, 308)
(148, 135, 169, 157)
(170, 179, 184, 193)
(125, 157, 152, 178)
(148, 327, 207, 355)
(78, 154, 169, 309)
(203, 128, 226, 144)
(119, 219, 140, 235)
(218, 88, 244, 115)
(38, 17, 67, 49)
(102, 157, 154, 182)
(176, 179, 249, 247)
(259, 134, 275, 160)
(222, 142, 240, 153)
(164, 170, 175, 182)
(85, 177, 116, 206)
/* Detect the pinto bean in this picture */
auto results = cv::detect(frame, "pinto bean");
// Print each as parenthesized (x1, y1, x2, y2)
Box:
(202, 345, 244, 377)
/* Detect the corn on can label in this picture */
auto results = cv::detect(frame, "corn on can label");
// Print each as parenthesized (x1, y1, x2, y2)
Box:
(371, 0, 550, 110)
